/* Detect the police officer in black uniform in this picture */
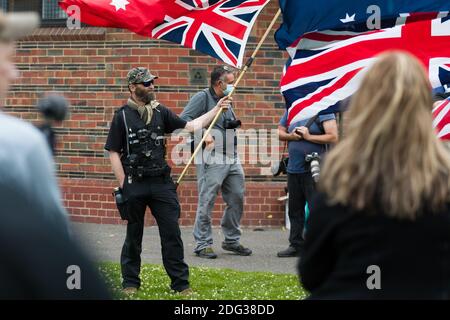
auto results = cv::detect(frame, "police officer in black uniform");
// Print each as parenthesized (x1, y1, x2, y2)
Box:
(105, 67, 230, 294)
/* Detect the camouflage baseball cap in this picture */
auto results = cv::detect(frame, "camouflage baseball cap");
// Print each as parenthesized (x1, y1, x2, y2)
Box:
(127, 67, 158, 84)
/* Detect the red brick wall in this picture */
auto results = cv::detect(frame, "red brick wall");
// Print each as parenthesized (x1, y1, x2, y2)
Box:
(6, 2, 289, 227)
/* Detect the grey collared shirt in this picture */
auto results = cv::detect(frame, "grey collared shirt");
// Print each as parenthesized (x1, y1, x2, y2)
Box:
(180, 88, 238, 159)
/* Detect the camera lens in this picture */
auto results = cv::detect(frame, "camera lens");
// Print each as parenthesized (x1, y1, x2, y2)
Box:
(311, 160, 320, 182)
(305, 153, 320, 182)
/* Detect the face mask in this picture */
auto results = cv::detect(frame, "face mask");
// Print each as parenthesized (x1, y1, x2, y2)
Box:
(222, 84, 234, 96)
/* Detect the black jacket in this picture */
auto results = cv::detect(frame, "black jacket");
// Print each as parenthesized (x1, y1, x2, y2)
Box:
(299, 192, 450, 300)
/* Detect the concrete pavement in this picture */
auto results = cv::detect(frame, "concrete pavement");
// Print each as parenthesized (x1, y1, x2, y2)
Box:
(71, 222, 299, 275)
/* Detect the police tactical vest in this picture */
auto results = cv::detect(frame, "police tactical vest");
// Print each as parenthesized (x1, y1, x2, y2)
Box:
(120, 105, 169, 179)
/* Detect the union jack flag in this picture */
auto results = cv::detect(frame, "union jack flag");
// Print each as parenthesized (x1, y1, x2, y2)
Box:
(433, 97, 450, 140)
(59, 0, 269, 68)
(151, 0, 269, 67)
(280, 12, 450, 127)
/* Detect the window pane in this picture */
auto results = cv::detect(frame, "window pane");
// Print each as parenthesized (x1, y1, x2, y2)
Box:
(42, 0, 67, 19)
(10, 0, 40, 12)
(0, 0, 7, 11)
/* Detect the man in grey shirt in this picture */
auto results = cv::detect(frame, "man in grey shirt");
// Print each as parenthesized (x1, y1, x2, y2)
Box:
(180, 66, 252, 259)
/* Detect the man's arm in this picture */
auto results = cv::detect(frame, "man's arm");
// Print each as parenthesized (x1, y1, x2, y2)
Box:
(295, 119, 338, 144)
(184, 97, 230, 133)
(109, 151, 125, 188)
(105, 110, 127, 187)
(180, 91, 207, 121)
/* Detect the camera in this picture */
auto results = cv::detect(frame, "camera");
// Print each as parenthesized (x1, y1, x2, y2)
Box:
(224, 119, 241, 130)
(271, 156, 289, 176)
(305, 152, 320, 183)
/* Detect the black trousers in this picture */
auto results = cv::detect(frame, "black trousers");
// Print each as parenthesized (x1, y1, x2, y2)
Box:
(121, 175, 189, 292)
(287, 173, 316, 253)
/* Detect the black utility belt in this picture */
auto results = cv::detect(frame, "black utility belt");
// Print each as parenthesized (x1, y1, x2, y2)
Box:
(125, 165, 170, 178)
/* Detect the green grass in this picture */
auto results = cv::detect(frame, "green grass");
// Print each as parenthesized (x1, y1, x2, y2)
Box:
(99, 262, 307, 300)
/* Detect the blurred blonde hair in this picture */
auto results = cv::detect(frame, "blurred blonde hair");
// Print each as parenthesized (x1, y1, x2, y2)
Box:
(320, 51, 450, 219)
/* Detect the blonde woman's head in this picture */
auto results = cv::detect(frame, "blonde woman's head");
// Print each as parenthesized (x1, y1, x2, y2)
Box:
(320, 51, 450, 219)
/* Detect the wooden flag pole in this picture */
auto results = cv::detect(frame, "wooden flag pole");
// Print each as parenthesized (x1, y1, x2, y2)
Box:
(176, 8, 282, 187)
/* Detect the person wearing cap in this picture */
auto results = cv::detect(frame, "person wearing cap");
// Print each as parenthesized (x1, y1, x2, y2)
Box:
(0, 11, 110, 299)
(105, 66, 231, 294)
(180, 65, 252, 259)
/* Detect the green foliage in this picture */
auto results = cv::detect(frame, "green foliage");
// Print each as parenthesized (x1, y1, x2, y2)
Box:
(99, 262, 307, 300)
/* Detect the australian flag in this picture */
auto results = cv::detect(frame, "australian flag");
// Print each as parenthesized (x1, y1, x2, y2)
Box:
(275, 0, 450, 49)
(280, 12, 450, 127)
(276, 0, 450, 130)
(60, 0, 269, 68)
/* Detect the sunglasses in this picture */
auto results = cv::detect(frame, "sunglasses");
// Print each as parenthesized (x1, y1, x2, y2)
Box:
(139, 80, 154, 87)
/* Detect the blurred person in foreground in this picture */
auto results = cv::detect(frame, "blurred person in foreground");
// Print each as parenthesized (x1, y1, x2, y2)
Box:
(0, 10, 110, 299)
(299, 51, 450, 299)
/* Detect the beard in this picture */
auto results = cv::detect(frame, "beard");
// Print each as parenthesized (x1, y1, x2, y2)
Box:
(135, 87, 156, 104)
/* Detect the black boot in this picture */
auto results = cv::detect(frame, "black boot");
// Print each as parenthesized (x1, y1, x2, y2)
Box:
(277, 246, 300, 258)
